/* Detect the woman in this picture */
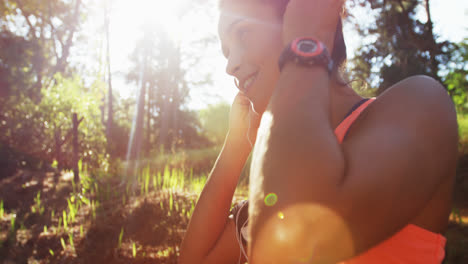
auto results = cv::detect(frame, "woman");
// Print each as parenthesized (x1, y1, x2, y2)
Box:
(179, 0, 458, 263)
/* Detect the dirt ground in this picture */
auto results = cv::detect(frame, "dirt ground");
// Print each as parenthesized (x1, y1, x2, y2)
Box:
(0, 169, 197, 263)
(0, 165, 467, 263)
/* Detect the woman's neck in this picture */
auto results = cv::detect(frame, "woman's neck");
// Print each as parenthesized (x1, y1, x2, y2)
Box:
(329, 81, 364, 129)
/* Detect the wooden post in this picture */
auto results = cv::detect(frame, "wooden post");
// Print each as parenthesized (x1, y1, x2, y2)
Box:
(72, 113, 83, 184)
(54, 129, 63, 172)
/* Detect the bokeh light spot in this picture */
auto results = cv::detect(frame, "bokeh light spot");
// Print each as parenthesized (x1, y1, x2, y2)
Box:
(264, 193, 278, 207)
(277, 211, 284, 219)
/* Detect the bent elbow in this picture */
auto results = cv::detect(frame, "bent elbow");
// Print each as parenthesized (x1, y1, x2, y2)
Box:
(249, 203, 355, 264)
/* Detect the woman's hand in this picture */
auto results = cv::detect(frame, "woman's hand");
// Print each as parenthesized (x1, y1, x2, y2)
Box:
(227, 91, 262, 148)
(282, 0, 345, 49)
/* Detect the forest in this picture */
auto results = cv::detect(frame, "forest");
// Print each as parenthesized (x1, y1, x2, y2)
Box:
(0, 0, 467, 263)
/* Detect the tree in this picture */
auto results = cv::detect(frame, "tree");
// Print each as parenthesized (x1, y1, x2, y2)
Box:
(125, 22, 209, 164)
(103, 0, 114, 150)
(348, 0, 453, 93)
(198, 103, 230, 145)
(0, 0, 83, 100)
(444, 38, 468, 113)
(0, 1, 101, 175)
(0, 74, 107, 173)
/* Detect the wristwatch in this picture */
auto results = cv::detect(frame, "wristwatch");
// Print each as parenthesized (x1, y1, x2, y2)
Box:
(278, 37, 334, 74)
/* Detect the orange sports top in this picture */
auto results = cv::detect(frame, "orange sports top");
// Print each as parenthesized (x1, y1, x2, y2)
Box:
(335, 97, 447, 264)
(230, 97, 447, 263)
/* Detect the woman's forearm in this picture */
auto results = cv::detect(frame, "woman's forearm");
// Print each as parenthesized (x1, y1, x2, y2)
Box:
(179, 133, 252, 264)
(249, 65, 347, 263)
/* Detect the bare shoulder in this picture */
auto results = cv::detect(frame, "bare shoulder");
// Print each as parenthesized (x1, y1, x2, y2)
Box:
(346, 75, 459, 183)
(378, 75, 456, 114)
(357, 75, 458, 142)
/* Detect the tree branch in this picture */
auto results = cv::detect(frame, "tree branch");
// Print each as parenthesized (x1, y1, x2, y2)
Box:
(16, 0, 37, 40)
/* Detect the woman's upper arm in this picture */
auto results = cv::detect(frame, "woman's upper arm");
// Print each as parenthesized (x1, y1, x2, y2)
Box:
(202, 216, 246, 264)
(248, 76, 459, 263)
(338, 75, 459, 252)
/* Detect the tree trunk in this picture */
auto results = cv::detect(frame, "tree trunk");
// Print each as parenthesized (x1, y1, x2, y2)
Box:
(424, 0, 440, 81)
(146, 82, 152, 156)
(54, 128, 63, 173)
(105, 0, 114, 150)
(53, 0, 82, 75)
(128, 49, 147, 164)
(72, 113, 80, 184)
(159, 74, 170, 150)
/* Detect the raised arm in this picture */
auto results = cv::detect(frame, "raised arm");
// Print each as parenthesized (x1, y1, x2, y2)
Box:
(247, 1, 458, 263)
(179, 93, 260, 264)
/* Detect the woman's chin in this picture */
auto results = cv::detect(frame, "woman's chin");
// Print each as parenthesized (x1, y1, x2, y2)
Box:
(249, 82, 278, 116)
(250, 97, 269, 116)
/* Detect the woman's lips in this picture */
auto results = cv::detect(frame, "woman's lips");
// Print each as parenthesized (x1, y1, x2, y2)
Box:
(243, 72, 258, 93)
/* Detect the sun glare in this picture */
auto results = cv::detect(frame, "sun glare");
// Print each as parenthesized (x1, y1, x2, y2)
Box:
(114, 0, 188, 43)
(103, 0, 230, 105)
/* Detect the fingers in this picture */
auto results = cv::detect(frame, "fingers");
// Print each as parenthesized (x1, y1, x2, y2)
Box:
(233, 91, 251, 106)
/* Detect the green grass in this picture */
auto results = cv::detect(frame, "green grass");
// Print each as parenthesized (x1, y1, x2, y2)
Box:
(118, 228, 124, 249)
(0, 200, 4, 219)
(2, 140, 466, 263)
(32, 191, 45, 215)
(458, 113, 468, 141)
(137, 146, 221, 176)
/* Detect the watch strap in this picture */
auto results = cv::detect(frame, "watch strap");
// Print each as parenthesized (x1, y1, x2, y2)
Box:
(278, 38, 334, 74)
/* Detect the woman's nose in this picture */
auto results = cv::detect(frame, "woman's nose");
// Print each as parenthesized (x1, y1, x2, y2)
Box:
(225, 52, 242, 76)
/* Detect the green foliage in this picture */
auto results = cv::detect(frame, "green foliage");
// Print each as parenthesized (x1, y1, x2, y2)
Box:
(0, 74, 107, 172)
(444, 39, 468, 113)
(458, 114, 468, 144)
(0, 0, 83, 99)
(198, 102, 230, 144)
(349, 0, 452, 92)
(0, 30, 37, 97)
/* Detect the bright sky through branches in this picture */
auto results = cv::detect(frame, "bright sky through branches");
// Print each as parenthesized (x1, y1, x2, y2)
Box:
(115, 0, 186, 42)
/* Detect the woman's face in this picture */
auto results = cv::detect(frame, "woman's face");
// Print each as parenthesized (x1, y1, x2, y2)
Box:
(218, 0, 284, 114)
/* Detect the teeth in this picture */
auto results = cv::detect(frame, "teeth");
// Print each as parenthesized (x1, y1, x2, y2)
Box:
(244, 74, 257, 91)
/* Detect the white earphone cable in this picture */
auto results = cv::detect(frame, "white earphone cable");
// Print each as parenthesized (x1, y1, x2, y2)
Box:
(235, 201, 249, 264)
(246, 101, 260, 149)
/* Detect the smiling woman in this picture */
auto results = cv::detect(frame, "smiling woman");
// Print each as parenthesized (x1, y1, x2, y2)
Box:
(179, 0, 458, 264)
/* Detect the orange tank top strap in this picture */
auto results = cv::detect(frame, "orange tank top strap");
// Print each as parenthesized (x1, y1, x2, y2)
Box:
(334, 97, 376, 143)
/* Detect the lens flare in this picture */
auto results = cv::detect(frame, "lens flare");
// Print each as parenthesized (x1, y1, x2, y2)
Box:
(264, 193, 278, 207)
(277, 211, 284, 219)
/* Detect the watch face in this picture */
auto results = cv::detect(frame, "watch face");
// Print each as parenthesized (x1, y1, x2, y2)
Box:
(297, 40, 317, 54)
(292, 37, 323, 57)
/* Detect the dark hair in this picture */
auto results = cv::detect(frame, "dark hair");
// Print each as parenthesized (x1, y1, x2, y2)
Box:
(219, 0, 347, 82)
